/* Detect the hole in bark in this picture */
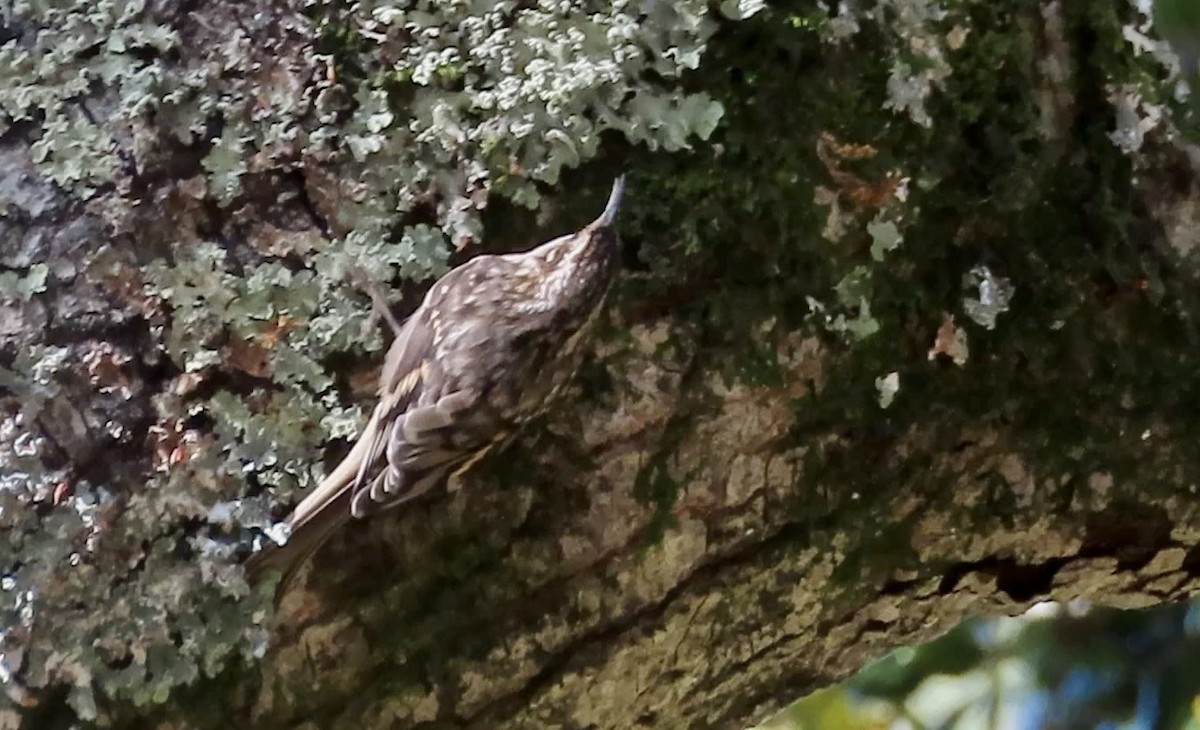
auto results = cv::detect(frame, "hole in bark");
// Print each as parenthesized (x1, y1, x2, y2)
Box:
(937, 563, 971, 594)
(938, 557, 1067, 602)
(1083, 504, 1171, 570)
(880, 576, 916, 595)
(863, 618, 892, 633)
(1181, 543, 1200, 576)
(995, 558, 1064, 602)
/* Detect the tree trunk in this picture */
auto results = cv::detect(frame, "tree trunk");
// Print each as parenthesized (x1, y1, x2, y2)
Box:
(2, 1, 1199, 728)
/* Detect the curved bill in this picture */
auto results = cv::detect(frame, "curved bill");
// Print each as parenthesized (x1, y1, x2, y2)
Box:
(594, 175, 625, 228)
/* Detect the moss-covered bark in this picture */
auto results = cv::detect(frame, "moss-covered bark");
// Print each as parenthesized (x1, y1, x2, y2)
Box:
(3, 0, 1200, 727)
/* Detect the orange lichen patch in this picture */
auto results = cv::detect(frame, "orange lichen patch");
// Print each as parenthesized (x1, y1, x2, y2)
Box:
(51, 480, 73, 506)
(82, 342, 134, 396)
(818, 132, 880, 161)
(148, 419, 211, 473)
(223, 338, 274, 378)
(258, 313, 298, 349)
(221, 315, 298, 377)
(173, 371, 207, 397)
(816, 131, 906, 211)
(348, 363, 382, 398)
(244, 221, 324, 257)
(928, 313, 969, 366)
(149, 420, 184, 473)
(99, 262, 163, 321)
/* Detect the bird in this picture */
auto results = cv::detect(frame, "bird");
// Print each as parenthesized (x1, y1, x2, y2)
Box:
(246, 176, 626, 593)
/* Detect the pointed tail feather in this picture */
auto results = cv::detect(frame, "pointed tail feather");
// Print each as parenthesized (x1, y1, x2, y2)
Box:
(243, 412, 383, 596)
(244, 492, 352, 598)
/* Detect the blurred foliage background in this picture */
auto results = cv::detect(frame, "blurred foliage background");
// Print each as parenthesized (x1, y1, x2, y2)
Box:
(762, 600, 1200, 730)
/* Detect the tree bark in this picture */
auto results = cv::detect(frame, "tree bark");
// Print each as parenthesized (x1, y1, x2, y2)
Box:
(3, 1, 1200, 728)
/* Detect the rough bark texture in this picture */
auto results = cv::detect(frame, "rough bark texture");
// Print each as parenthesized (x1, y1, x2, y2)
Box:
(4, 1, 1200, 728)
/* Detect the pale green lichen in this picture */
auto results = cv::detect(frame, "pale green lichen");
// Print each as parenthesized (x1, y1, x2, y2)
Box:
(0, 264, 47, 301)
(0, 0, 751, 719)
(0, 1, 178, 196)
(322, 0, 729, 247)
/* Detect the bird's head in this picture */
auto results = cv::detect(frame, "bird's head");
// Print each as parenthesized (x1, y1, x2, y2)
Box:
(571, 175, 625, 260)
(527, 176, 626, 307)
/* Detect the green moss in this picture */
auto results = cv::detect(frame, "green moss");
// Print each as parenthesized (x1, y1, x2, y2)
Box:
(607, 1, 1200, 600)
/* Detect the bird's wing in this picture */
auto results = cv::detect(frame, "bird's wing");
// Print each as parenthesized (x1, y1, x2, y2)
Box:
(250, 267, 503, 587)
(280, 304, 434, 534)
(352, 388, 501, 516)
(347, 306, 436, 505)
(343, 257, 520, 516)
(243, 303, 436, 588)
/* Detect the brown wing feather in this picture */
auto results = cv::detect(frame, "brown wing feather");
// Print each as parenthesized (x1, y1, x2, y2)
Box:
(280, 305, 433, 533)
(247, 283, 496, 587)
(354, 392, 489, 514)
(244, 306, 434, 588)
